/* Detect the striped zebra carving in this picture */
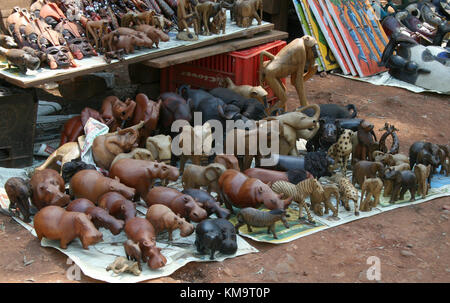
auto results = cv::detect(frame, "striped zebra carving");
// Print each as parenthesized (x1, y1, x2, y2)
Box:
(271, 178, 324, 223)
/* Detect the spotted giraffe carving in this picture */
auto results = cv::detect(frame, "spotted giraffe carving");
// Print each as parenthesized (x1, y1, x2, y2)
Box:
(327, 129, 355, 175)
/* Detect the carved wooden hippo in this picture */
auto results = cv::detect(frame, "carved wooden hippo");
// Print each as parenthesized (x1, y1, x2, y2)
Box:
(145, 187, 208, 222)
(109, 159, 179, 201)
(66, 199, 125, 235)
(70, 170, 136, 203)
(182, 188, 231, 219)
(33, 206, 103, 249)
(97, 192, 137, 223)
(124, 217, 167, 269)
(30, 169, 70, 210)
(146, 204, 194, 241)
(218, 169, 293, 212)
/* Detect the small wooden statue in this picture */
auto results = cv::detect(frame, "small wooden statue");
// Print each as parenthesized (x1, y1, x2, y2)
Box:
(259, 35, 319, 111)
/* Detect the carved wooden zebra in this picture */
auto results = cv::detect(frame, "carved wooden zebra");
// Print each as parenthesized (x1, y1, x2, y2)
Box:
(271, 178, 324, 223)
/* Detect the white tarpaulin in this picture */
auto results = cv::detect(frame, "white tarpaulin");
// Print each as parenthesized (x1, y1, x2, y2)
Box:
(335, 71, 450, 95)
(0, 167, 258, 283)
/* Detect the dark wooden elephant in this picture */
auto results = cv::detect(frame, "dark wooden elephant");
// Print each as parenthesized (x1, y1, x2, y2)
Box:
(352, 160, 385, 188)
(383, 169, 417, 203)
(158, 92, 192, 135)
(409, 141, 441, 183)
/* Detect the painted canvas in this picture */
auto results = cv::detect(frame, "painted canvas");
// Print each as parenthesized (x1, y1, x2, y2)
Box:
(292, 0, 325, 72)
(325, 0, 387, 77)
(308, 0, 354, 75)
(316, 0, 357, 75)
(299, 0, 340, 71)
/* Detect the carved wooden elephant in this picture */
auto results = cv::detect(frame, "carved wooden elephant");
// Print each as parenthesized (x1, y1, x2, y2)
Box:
(195, 1, 229, 35)
(352, 160, 384, 188)
(382, 163, 411, 197)
(225, 119, 284, 170)
(414, 164, 432, 199)
(182, 163, 227, 195)
(271, 104, 320, 156)
(234, 0, 263, 28)
(359, 177, 383, 211)
(111, 148, 154, 168)
(92, 125, 141, 170)
(383, 169, 417, 203)
(176, 123, 213, 173)
(146, 135, 172, 164)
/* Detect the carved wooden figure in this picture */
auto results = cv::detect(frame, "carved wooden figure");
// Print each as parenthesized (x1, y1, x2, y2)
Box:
(259, 35, 318, 110)
(359, 177, 383, 212)
(271, 178, 322, 223)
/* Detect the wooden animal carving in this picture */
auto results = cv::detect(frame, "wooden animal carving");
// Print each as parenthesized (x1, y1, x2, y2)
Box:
(327, 129, 356, 175)
(309, 184, 339, 217)
(177, 0, 199, 35)
(271, 178, 324, 223)
(177, 123, 213, 172)
(259, 35, 318, 110)
(146, 204, 194, 241)
(382, 163, 410, 197)
(92, 127, 140, 170)
(86, 19, 109, 50)
(211, 8, 227, 35)
(5, 177, 32, 223)
(414, 164, 431, 199)
(136, 10, 156, 25)
(224, 77, 268, 108)
(234, 0, 263, 28)
(379, 123, 400, 155)
(354, 120, 379, 162)
(196, 1, 230, 35)
(332, 174, 360, 216)
(106, 257, 141, 276)
(359, 177, 383, 212)
(235, 208, 289, 239)
(111, 148, 154, 168)
(35, 142, 81, 173)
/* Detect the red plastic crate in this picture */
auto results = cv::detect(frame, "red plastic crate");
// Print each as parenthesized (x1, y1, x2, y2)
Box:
(160, 40, 287, 106)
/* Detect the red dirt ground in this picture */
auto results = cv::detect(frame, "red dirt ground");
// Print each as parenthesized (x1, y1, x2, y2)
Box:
(0, 74, 449, 283)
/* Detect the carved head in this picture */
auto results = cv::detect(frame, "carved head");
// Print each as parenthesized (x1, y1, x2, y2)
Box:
(139, 241, 167, 269)
(176, 195, 208, 222)
(116, 128, 139, 151)
(75, 213, 103, 248)
(174, 216, 195, 237)
(256, 181, 293, 210)
(45, 45, 73, 68)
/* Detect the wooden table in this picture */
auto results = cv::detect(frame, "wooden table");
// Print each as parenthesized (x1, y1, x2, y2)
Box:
(143, 30, 288, 69)
(0, 23, 276, 89)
